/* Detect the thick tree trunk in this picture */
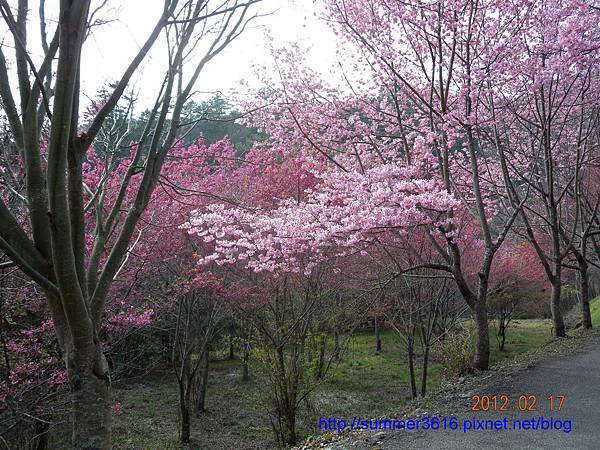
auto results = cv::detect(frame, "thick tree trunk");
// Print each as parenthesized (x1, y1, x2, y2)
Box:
(179, 389, 191, 444)
(69, 358, 112, 450)
(579, 265, 592, 329)
(277, 404, 296, 447)
(473, 301, 490, 370)
(453, 266, 490, 370)
(550, 278, 565, 337)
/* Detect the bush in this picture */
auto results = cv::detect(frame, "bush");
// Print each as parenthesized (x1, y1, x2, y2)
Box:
(432, 324, 474, 376)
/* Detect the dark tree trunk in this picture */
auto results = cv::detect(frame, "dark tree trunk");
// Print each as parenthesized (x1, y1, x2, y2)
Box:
(277, 403, 296, 447)
(420, 343, 429, 397)
(196, 349, 210, 413)
(374, 317, 382, 354)
(473, 301, 490, 370)
(406, 335, 417, 399)
(550, 277, 565, 337)
(177, 354, 192, 444)
(453, 267, 490, 371)
(179, 386, 191, 444)
(69, 356, 112, 450)
(579, 264, 592, 329)
(229, 336, 234, 360)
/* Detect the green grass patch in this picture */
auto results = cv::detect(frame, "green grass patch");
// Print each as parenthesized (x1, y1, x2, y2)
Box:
(590, 297, 600, 325)
(319, 330, 443, 419)
(489, 319, 552, 365)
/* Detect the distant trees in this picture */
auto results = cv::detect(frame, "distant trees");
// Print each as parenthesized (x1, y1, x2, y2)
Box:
(488, 244, 548, 351)
(180, 93, 264, 150)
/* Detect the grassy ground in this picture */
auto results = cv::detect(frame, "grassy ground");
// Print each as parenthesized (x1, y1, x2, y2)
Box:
(39, 299, 600, 449)
(318, 330, 443, 419)
(58, 318, 550, 450)
(110, 362, 271, 450)
(590, 297, 600, 324)
(488, 319, 552, 365)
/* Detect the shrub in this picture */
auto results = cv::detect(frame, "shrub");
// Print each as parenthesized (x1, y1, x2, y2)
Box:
(432, 324, 474, 376)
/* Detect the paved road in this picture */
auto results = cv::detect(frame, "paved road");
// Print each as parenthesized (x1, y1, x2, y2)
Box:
(362, 339, 600, 450)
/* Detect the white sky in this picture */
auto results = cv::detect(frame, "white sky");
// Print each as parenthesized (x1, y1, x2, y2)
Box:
(78, 0, 341, 109)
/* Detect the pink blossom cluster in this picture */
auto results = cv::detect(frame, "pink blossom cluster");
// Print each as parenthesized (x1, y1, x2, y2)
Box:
(186, 160, 460, 274)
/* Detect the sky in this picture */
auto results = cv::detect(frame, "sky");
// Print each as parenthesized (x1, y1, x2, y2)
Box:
(77, 0, 340, 109)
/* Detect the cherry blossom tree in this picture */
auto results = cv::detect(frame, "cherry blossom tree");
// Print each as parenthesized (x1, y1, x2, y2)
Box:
(231, 0, 600, 368)
(487, 0, 600, 337)
(0, 1, 263, 447)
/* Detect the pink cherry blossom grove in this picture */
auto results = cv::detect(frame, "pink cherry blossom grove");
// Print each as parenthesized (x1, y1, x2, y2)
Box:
(1, 0, 600, 449)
